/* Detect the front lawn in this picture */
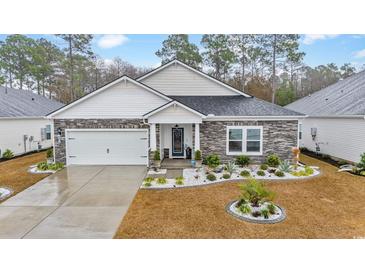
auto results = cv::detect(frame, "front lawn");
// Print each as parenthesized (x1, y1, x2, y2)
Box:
(115, 154, 365, 238)
(0, 151, 50, 203)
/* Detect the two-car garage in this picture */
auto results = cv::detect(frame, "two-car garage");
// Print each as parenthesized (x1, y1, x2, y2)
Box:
(65, 129, 149, 165)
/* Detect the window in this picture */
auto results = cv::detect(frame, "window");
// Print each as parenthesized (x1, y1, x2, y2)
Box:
(227, 126, 263, 155)
(45, 125, 51, 140)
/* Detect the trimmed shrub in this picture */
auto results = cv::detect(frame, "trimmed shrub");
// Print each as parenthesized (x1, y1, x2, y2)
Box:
(304, 166, 314, 175)
(239, 178, 275, 207)
(144, 177, 155, 183)
(235, 155, 250, 167)
(195, 150, 202, 161)
(225, 161, 237, 176)
(275, 170, 285, 177)
(239, 204, 251, 214)
(251, 211, 262, 217)
(256, 170, 265, 176)
(2, 149, 14, 159)
(46, 148, 53, 159)
(157, 177, 167, 184)
(175, 176, 184, 185)
(205, 154, 220, 168)
(267, 203, 276, 214)
(206, 173, 216, 181)
(260, 164, 268, 170)
(153, 150, 160, 161)
(223, 173, 231, 179)
(143, 182, 152, 187)
(360, 171, 365, 177)
(266, 154, 281, 167)
(37, 162, 49, 171)
(37, 162, 64, 171)
(261, 209, 270, 219)
(240, 170, 251, 177)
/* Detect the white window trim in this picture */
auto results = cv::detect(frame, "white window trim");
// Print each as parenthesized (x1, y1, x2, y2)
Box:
(226, 126, 263, 156)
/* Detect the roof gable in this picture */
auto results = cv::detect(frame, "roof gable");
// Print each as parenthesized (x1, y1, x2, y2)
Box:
(137, 60, 251, 97)
(49, 76, 171, 119)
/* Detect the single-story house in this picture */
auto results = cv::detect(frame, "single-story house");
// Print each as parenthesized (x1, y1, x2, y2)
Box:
(286, 70, 365, 163)
(0, 86, 64, 157)
(48, 60, 304, 166)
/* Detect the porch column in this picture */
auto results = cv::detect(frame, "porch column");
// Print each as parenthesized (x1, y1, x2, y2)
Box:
(150, 123, 157, 151)
(194, 123, 200, 151)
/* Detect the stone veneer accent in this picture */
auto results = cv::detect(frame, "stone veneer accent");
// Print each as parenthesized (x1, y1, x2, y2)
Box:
(53, 119, 154, 164)
(200, 120, 298, 163)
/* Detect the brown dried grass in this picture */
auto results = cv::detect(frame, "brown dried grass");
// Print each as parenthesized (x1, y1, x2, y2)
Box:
(0, 152, 50, 203)
(115, 155, 365, 239)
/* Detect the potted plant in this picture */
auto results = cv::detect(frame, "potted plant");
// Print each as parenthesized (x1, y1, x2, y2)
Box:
(153, 150, 161, 169)
(195, 150, 202, 168)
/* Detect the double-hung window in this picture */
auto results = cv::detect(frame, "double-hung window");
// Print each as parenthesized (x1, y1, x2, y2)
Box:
(45, 125, 52, 140)
(227, 126, 263, 155)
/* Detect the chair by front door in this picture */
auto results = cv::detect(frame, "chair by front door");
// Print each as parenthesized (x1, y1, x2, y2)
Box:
(172, 127, 184, 157)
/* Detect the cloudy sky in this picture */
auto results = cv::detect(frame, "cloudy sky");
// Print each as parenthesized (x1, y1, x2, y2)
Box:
(1, 34, 365, 69)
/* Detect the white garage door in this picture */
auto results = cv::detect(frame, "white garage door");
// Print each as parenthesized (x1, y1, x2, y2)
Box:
(66, 130, 148, 165)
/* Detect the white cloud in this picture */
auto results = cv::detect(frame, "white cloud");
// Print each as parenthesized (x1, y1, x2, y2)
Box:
(97, 34, 129, 49)
(103, 58, 114, 66)
(353, 49, 365, 58)
(302, 34, 339, 45)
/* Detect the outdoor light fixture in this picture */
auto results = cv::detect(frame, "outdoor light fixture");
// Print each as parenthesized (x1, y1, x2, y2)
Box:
(311, 127, 317, 141)
(57, 127, 62, 136)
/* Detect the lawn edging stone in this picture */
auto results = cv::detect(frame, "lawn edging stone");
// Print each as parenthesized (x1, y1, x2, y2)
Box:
(0, 187, 13, 201)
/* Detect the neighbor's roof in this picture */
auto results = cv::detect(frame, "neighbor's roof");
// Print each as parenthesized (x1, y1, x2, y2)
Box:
(285, 70, 365, 116)
(171, 96, 304, 117)
(0, 86, 64, 118)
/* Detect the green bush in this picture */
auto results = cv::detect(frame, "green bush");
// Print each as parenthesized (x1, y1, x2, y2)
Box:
(337, 160, 349, 166)
(206, 173, 216, 181)
(46, 148, 53, 159)
(143, 182, 152, 187)
(157, 177, 167, 184)
(175, 176, 184, 185)
(304, 166, 314, 175)
(205, 154, 220, 168)
(240, 170, 251, 177)
(153, 150, 160, 161)
(144, 177, 155, 183)
(260, 164, 268, 170)
(195, 150, 202, 161)
(290, 166, 313, 177)
(358, 153, 365, 169)
(239, 178, 275, 207)
(266, 154, 281, 167)
(360, 171, 365, 177)
(256, 170, 265, 176)
(37, 162, 49, 171)
(278, 160, 292, 173)
(235, 155, 250, 167)
(267, 203, 276, 214)
(275, 170, 285, 177)
(2, 149, 14, 159)
(223, 173, 231, 179)
(261, 209, 270, 219)
(36, 162, 64, 171)
(239, 203, 251, 214)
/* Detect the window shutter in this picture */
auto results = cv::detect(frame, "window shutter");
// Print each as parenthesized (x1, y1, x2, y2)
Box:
(41, 128, 46, 141)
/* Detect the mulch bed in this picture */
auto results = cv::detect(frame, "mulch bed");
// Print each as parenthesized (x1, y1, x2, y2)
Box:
(115, 154, 365, 239)
(0, 151, 50, 203)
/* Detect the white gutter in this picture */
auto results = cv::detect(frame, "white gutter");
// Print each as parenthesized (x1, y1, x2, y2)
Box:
(306, 115, 365, 119)
(204, 115, 307, 121)
(0, 116, 48, 120)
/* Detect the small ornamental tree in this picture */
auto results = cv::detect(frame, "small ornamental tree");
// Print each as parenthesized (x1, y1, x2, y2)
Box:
(239, 178, 275, 207)
(195, 150, 202, 161)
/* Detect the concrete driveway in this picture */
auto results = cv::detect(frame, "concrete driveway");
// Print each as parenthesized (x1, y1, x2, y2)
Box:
(0, 165, 146, 239)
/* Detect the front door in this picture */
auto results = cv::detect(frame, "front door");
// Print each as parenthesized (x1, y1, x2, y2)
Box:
(172, 128, 184, 157)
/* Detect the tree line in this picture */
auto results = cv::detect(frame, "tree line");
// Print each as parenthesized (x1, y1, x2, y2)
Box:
(156, 34, 357, 105)
(0, 34, 358, 105)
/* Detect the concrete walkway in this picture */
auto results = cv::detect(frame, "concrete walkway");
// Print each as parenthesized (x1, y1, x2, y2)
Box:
(0, 165, 146, 239)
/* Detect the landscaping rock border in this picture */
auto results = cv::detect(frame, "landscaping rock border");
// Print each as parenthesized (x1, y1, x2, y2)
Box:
(0, 187, 13, 201)
(225, 200, 286, 224)
(28, 165, 56, 174)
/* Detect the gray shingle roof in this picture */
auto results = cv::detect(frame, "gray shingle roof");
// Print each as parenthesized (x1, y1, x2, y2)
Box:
(285, 70, 365, 116)
(0, 86, 64, 118)
(170, 95, 304, 116)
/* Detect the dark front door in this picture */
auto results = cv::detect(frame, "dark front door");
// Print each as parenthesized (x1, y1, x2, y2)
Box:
(172, 128, 184, 157)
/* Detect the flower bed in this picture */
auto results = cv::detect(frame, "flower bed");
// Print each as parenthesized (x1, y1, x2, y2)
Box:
(226, 200, 286, 224)
(140, 163, 320, 189)
(0, 187, 13, 201)
(28, 162, 64, 174)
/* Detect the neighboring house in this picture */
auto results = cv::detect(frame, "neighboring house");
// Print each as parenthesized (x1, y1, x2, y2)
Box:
(48, 60, 304, 166)
(286, 70, 365, 163)
(0, 86, 64, 157)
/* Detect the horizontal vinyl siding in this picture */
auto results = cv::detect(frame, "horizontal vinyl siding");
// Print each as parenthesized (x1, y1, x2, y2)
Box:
(141, 63, 238, 96)
(148, 105, 202, 124)
(300, 117, 365, 162)
(54, 81, 168, 119)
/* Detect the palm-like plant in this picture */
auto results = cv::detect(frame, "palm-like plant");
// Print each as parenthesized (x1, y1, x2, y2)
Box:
(278, 160, 292, 173)
(225, 161, 237, 176)
(239, 178, 275, 207)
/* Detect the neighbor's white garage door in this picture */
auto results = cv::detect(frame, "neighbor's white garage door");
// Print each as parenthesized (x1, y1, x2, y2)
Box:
(66, 130, 148, 165)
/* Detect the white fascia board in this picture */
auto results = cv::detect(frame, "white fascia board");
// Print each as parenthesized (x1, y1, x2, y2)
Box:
(204, 115, 306, 121)
(0, 116, 46, 120)
(143, 100, 206, 118)
(47, 76, 171, 118)
(307, 115, 365, 119)
(137, 60, 251, 97)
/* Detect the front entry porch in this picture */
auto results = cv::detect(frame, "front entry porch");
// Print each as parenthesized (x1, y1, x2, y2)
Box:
(161, 158, 192, 169)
